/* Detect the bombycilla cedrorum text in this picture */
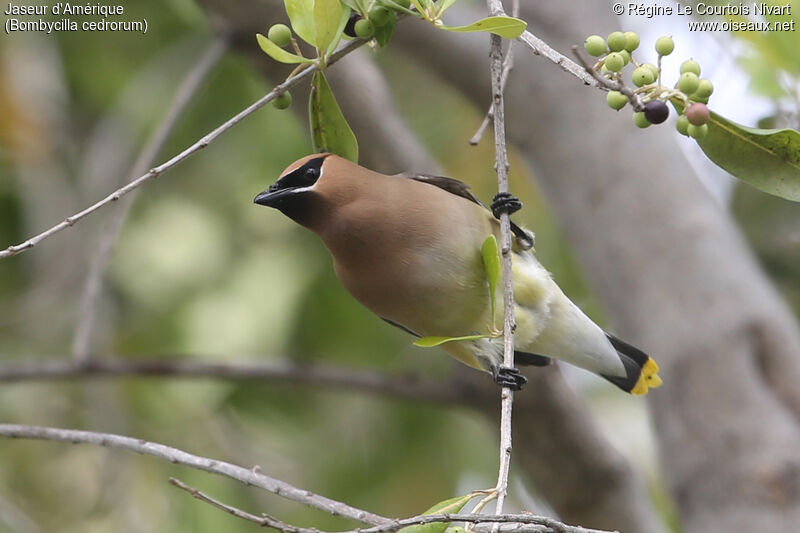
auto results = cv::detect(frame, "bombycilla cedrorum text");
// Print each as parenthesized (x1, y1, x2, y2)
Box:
(254, 154, 662, 395)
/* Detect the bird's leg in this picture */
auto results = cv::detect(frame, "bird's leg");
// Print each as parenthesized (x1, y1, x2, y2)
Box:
(490, 191, 523, 219)
(491, 364, 527, 390)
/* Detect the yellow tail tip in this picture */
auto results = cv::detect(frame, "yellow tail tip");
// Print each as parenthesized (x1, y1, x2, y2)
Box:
(631, 358, 663, 396)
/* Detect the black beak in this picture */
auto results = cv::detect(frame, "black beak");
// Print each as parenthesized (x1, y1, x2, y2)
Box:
(253, 186, 298, 207)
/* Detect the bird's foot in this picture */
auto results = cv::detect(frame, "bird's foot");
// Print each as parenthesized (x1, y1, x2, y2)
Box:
(492, 365, 527, 391)
(491, 192, 522, 219)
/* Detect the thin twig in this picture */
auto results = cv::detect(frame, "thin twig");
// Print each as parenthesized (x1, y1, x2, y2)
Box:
(470, 0, 519, 146)
(0, 424, 389, 525)
(570, 46, 643, 111)
(0, 356, 463, 403)
(516, 30, 596, 87)
(71, 37, 229, 362)
(0, 36, 368, 260)
(171, 477, 612, 533)
(486, 0, 516, 525)
(170, 478, 320, 533)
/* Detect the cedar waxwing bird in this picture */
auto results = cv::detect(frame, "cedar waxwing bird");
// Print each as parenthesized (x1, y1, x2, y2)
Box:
(254, 154, 662, 395)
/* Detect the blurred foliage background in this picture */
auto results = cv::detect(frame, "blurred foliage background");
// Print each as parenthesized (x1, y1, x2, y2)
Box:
(0, 0, 798, 532)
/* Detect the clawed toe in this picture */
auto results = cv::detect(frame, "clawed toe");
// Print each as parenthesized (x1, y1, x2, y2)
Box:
(491, 192, 523, 219)
(492, 365, 527, 391)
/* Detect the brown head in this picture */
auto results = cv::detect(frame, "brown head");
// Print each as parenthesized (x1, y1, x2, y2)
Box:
(253, 153, 375, 231)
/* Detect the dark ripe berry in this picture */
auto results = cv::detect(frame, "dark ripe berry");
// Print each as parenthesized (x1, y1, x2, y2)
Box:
(643, 100, 669, 124)
(272, 91, 292, 110)
(354, 18, 375, 38)
(344, 12, 360, 37)
(685, 102, 710, 126)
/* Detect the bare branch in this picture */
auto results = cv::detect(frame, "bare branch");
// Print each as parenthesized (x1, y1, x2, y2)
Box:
(0, 357, 464, 404)
(485, 0, 516, 521)
(171, 478, 616, 533)
(72, 37, 229, 362)
(0, 424, 389, 525)
(515, 30, 596, 87)
(170, 478, 320, 533)
(569, 47, 643, 111)
(0, 37, 368, 260)
(470, 0, 519, 146)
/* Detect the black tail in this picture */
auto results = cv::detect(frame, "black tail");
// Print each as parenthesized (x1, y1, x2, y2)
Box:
(600, 334, 662, 395)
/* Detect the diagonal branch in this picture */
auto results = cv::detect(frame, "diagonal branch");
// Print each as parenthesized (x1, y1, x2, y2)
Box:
(0, 424, 389, 525)
(170, 477, 615, 533)
(0, 36, 368, 260)
(71, 37, 229, 362)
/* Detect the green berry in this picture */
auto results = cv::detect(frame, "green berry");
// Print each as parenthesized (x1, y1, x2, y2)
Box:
(267, 24, 292, 47)
(643, 63, 659, 81)
(655, 35, 674, 56)
(677, 72, 700, 94)
(687, 123, 708, 139)
(680, 59, 701, 76)
(694, 78, 714, 98)
(607, 31, 627, 52)
(692, 95, 709, 104)
(632, 66, 655, 87)
(606, 91, 628, 110)
(676, 115, 690, 136)
(633, 111, 651, 128)
(354, 18, 375, 38)
(272, 91, 292, 110)
(604, 52, 625, 72)
(619, 49, 631, 65)
(368, 6, 392, 26)
(584, 35, 607, 57)
(685, 102, 710, 126)
(624, 31, 640, 52)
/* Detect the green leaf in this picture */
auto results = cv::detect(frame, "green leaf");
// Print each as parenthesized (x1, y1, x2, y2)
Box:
(436, 0, 459, 15)
(440, 15, 527, 38)
(256, 34, 314, 64)
(314, 0, 346, 57)
(309, 71, 359, 162)
(285, 0, 316, 46)
(409, 0, 427, 14)
(677, 104, 800, 201)
(373, 14, 396, 47)
(481, 234, 500, 325)
(413, 334, 488, 347)
(399, 494, 475, 533)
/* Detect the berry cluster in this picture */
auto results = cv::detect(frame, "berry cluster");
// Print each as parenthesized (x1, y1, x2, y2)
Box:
(344, 0, 410, 39)
(584, 32, 714, 139)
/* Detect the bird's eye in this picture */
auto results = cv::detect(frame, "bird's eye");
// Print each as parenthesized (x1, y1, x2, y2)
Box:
(305, 167, 319, 179)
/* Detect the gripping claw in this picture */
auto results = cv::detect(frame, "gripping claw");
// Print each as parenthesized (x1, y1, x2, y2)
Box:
(492, 365, 527, 391)
(491, 192, 523, 219)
